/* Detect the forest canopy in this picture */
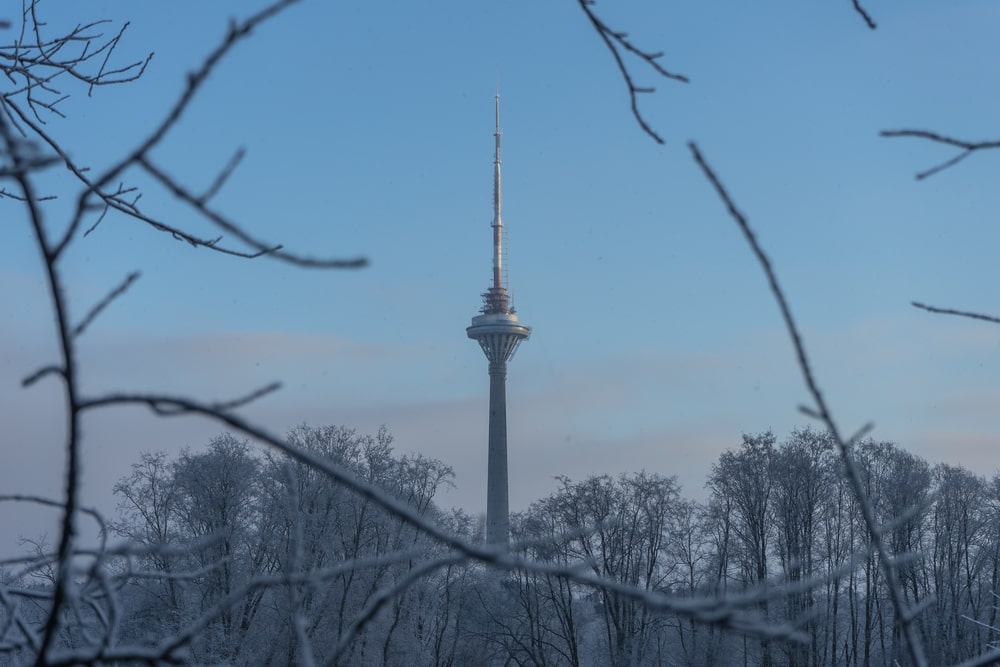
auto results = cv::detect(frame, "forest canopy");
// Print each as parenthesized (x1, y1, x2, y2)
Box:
(5, 425, 993, 666)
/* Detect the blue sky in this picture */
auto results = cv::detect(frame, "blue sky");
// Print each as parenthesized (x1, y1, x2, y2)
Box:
(4, 0, 1000, 546)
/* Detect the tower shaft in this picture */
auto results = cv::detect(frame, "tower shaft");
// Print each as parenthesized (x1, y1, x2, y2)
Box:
(486, 365, 509, 544)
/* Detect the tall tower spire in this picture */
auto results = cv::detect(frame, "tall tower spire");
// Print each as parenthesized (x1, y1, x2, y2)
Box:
(467, 90, 530, 547)
(482, 88, 511, 314)
(492, 88, 503, 291)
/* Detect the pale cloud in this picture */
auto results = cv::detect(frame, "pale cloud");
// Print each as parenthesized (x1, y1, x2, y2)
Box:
(908, 429, 1000, 478)
(71, 330, 416, 398)
(4, 308, 1000, 557)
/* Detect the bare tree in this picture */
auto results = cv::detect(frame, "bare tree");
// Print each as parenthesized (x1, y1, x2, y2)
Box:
(770, 429, 834, 667)
(708, 433, 777, 667)
(925, 464, 990, 664)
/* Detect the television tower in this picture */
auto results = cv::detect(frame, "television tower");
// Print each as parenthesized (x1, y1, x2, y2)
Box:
(467, 91, 530, 546)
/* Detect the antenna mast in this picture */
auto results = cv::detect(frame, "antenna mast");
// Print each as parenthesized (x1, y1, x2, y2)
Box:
(492, 89, 503, 291)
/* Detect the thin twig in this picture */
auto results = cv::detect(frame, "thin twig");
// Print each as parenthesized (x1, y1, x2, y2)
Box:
(851, 0, 877, 29)
(199, 147, 245, 205)
(139, 156, 367, 268)
(210, 382, 282, 411)
(912, 301, 1000, 325)
(21, 365, 63, 387)
(52, 0, 301, 260)
(881, 129, 1000, 180)
(71, 271, 140, 337)
(576, 0, 688, 144)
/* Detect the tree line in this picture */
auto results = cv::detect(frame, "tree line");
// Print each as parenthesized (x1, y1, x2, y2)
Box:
(4, 424, 997, 666)
(505, 429, 1000, 666)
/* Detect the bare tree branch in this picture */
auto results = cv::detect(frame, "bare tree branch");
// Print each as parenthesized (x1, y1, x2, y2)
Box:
(576, 0, 688, 144)
(200, 147, 245, 205)
(881, 129, 1000, 179)
(139, 155, 367, 269)
(3, 10, 152, 124)
(210, 382, 283, 412)
(3, 8, 358, 266)
(48, 0, 345, 265)
(21, 364, 63, 387)
(912, 301, 1000, 325)
(71, 271, 140, 338)
(851, 0, 877, 30)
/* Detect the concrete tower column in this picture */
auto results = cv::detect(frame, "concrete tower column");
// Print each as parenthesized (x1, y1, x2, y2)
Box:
(486, 361, 510, 544)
